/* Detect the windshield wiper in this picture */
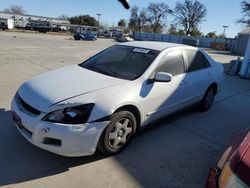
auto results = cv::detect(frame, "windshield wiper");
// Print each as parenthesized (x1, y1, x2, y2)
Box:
(83, 64, 120, 78)
(95, 66, 121, 78)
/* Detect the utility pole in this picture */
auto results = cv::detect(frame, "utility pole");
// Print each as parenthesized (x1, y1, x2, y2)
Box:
(96, 13, 101, 35)
(222, 25, 228, 38)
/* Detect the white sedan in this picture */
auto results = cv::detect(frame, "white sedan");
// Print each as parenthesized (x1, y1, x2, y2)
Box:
(11, 41, 224, 157)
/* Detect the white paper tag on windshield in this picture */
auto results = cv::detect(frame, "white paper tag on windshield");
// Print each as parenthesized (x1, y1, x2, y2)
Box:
(133, 48, 150, 54)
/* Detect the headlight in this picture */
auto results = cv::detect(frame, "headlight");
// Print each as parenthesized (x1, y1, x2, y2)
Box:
(42, 104, 94, 124)
(219, 163, 248, 188)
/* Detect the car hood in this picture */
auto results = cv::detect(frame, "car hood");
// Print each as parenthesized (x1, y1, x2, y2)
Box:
(18, 65, 126, 111)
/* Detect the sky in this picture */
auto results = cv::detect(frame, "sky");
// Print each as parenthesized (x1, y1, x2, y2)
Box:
(0, 0, 246, 38)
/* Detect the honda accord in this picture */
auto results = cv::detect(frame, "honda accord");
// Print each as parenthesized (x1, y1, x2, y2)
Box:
(11, 41, 224, 156)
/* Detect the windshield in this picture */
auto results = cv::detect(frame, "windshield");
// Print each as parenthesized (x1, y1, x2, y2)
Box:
(79, 45, 159, 80)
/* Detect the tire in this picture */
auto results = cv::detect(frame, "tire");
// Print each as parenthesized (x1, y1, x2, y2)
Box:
(98, 111, 137, 155)
(199, 86, 216, 111)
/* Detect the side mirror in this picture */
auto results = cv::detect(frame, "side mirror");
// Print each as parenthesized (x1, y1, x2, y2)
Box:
(154, 72, 173, 82)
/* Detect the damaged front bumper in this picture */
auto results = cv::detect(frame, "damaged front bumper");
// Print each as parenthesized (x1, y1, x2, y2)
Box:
(11, 98, 109, 157)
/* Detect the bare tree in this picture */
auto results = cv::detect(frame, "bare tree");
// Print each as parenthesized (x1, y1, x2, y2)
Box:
(238, 0, 250, 26)
(129, 6, 149, 32)
(206, 31, 217, 38)
(168, 24, 178, 35)
(69, 15, 98, 26)
(58, 14, 69, 21)
(4, 4, 26, 14)
(118, 19, 126, 30)
(147, 2, 171, 33)
(173, 0, 207, 35)
(190, 26, 203, 36)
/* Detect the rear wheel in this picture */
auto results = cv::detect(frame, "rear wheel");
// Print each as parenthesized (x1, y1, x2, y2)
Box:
(98, 111, 136, 155)
(199, 86, 216, 111)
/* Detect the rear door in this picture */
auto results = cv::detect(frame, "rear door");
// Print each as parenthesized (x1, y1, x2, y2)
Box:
(182, 49, 213, 103)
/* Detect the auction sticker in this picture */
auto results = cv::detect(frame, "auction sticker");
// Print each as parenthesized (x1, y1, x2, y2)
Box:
(133, 48, 150, 53)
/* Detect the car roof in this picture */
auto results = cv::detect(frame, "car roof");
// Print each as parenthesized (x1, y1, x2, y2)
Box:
(118, 41, 192, 51)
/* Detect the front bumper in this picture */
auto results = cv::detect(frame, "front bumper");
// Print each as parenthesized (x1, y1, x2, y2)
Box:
(11, 98, 109, 157)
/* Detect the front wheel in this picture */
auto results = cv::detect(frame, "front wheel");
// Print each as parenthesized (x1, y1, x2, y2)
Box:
(199, 86, 216, 111)
(98, 111, 137, 155)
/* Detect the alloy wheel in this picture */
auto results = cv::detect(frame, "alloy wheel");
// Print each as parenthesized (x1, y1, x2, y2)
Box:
(108, 118, 133, 149)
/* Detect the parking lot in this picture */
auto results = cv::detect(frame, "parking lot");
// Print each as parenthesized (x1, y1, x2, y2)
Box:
(0, 31, 250, 188)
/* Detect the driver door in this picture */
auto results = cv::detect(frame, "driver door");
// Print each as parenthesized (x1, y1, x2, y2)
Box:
(143, 49, 190, 124)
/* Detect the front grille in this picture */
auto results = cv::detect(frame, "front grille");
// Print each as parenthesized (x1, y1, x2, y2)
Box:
(18, 95, 41, 115)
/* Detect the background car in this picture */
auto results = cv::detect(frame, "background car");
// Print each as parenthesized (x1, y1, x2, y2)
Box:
(115, 34, 134, 42)
(12, 42, 224, 157)
(103, 30, 113, 38)
(84, 33, 97, 41)
(73, 33, 97, 41)
(0, 22, 7, 30)
(110, 30, 123, 38)
(33, 23, 52, 33)
(206, 129, 250, 188)
(73, 33, 84, 40)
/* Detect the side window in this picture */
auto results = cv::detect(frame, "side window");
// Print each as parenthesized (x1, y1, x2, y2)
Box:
(156, 50, 185, 76)
(185, 50, 211, 72)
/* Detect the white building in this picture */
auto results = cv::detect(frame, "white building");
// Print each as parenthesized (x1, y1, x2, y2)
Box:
(0, 11, 70, 28)
(0, 11, 100, 34)
(235, 28, 250, 55)
(0, 18, 14, 29)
